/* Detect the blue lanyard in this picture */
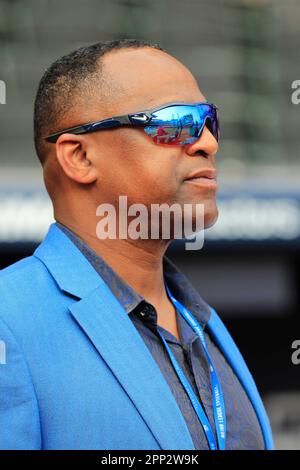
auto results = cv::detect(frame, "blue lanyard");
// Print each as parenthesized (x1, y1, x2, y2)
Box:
(157, 285, 226, 451)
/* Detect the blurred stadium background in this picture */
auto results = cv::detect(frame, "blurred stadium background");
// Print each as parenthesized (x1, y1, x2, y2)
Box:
(0, 0, 299, 449)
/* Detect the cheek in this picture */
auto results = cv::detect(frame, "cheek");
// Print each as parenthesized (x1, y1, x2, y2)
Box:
(140, 160, 181, 202)
(97, 131, 182, 204)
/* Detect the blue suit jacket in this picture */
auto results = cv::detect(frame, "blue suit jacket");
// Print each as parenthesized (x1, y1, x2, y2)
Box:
(0, 223, 274, 450)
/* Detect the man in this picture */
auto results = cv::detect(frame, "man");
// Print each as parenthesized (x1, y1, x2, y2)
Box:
(0, 39, 273, 450)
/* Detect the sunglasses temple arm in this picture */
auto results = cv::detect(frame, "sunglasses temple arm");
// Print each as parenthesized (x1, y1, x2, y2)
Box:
(44, 115, 135, 143)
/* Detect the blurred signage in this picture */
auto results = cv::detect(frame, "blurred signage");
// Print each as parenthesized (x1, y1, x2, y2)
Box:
(206, 193, 300, 243)
(0, 189, 299, 245)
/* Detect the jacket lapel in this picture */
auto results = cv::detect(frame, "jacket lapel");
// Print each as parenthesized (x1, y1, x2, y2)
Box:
(34, 223, 195, 450)
(207, 308, 274, 450)
(69, 287, 195, 450)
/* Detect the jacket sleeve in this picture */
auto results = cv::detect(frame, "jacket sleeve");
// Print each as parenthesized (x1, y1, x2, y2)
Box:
(0, 316, 41, 449)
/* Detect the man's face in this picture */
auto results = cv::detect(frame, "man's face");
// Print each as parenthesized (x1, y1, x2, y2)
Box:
(77, 47, 219, 231)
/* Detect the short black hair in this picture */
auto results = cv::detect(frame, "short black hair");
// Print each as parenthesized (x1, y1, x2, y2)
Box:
(34, 38, 165, 164)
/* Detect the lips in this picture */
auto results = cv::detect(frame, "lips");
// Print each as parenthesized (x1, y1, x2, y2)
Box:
(184, 168, 217, 188)
(184, 168, 217, 182)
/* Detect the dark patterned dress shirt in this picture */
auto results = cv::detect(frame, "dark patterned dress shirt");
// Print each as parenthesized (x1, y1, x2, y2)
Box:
(57, 222, 264, 450)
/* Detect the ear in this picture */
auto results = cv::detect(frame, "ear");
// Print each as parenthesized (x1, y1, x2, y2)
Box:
(55, 133, 98, 184)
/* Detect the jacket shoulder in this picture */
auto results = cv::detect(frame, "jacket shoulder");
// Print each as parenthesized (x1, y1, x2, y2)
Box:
(0, 255, 51, 288)
(0, 254, 61, 328)
(1, 255, 40, 278)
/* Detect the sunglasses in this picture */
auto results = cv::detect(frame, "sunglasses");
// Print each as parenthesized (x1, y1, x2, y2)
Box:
(44, 101, 219, 146)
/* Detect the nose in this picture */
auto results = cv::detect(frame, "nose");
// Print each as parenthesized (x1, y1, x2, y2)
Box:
(185, 125, 219, 157)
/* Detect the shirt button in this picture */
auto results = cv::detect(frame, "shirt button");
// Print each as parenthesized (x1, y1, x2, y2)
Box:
(140, 303, 156, 320)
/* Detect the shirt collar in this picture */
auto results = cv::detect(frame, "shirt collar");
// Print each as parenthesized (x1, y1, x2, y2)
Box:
(56, 222, 211, 329)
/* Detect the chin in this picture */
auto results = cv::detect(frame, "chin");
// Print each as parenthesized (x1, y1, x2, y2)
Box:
(180, 207, 218, 240)
(203, 205, 219, 229)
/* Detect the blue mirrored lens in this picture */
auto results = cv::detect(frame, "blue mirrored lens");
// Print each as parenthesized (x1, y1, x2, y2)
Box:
(143, 103, 219, 145)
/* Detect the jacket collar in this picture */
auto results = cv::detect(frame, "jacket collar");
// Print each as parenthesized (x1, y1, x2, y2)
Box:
(34, 223, 103, 299)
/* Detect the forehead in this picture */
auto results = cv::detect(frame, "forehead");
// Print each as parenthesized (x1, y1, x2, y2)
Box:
(100, 47, 206, 113)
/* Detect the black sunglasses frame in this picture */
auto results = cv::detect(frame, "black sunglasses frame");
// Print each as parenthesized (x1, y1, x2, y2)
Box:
(44, 101, 219, 144)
